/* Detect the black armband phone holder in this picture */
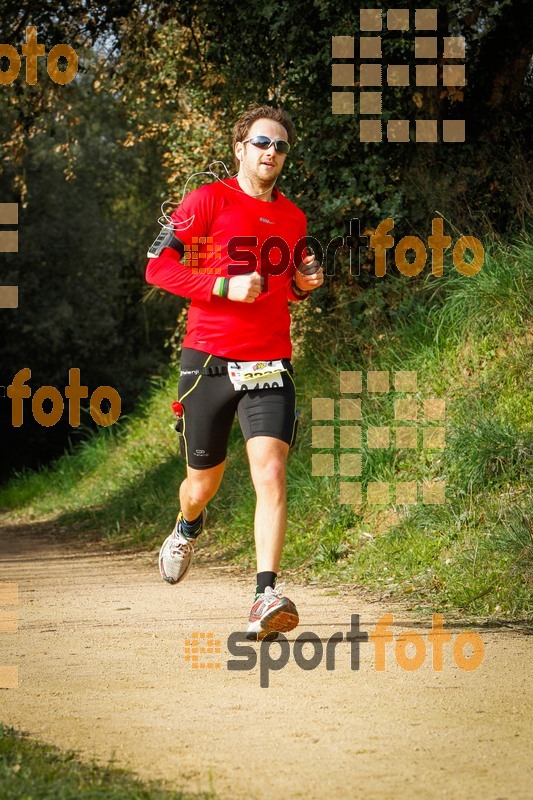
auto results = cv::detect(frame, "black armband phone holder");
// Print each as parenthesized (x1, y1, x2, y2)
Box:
(147, 226, 185, 259)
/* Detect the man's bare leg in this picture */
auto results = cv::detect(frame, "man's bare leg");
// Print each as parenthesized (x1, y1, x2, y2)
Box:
(159, 460, 226, 584)
(246, 436, 290, 572)
(179, 460, 226, 521)
(245, 435, 298, 638)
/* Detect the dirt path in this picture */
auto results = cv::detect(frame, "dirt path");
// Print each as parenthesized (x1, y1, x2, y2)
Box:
(0, 519, 531, 799)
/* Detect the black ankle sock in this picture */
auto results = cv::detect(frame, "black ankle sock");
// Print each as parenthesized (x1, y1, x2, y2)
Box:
(180, 512, 203, 538)
(256, 571, 277, 596)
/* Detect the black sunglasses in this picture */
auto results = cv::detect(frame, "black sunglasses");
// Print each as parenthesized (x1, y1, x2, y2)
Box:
(241, 136, 290, 154)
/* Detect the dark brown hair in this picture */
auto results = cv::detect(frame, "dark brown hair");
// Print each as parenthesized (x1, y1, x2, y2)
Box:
(232, 104, 296, 159)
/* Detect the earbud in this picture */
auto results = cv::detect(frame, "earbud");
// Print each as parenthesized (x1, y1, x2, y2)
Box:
(239, 153, 244, 162)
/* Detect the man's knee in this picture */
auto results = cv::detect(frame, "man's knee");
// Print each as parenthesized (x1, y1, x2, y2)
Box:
(251, 456, 286, 490)
(185, 465, 224, 505)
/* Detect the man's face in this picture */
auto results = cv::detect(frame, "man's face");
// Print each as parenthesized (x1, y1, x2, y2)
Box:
(236, 118, 289, 184)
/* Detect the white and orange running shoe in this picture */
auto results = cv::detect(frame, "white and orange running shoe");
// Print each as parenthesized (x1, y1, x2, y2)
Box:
(245, 584, 299, 641)
(158, 510, 206, 585)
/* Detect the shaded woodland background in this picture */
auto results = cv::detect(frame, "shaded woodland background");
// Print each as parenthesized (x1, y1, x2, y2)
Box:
(1, 0, 532, 480)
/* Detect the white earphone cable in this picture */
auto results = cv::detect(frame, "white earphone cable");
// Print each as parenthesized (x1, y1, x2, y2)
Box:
(156, 158, 278, 233)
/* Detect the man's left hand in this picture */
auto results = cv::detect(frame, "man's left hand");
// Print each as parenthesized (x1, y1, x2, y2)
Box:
(295, 254, 324, 292)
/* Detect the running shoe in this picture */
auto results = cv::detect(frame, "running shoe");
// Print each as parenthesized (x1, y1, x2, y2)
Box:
(245, 584, 299, 641)
(159, 510, 206, 585)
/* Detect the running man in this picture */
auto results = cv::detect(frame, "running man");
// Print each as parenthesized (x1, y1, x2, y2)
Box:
(145, 105, 323, 639)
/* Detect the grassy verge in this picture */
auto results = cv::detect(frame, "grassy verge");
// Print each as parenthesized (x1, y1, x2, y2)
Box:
(0, 724, 213, 799)
(1, 238, 531, 619)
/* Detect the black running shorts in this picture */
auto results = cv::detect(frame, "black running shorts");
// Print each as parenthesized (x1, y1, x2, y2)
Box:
(176, 348, 298, 469)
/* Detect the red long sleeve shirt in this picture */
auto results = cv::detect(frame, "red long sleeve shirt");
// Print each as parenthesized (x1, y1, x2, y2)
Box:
(145, 177, 308, 360)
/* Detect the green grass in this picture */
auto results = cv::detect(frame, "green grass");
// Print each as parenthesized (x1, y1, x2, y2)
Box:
(1, 237, 532, 619)
(0, 724, 213, 799)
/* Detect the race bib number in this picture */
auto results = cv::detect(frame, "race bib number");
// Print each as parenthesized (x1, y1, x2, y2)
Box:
(228, 360, 285, 391)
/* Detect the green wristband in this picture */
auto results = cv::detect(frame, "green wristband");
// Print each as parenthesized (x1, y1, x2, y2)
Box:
(218, 277, 229, 298)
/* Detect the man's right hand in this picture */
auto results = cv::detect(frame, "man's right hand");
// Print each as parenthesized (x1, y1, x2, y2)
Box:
(226, 272, 262, 303)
